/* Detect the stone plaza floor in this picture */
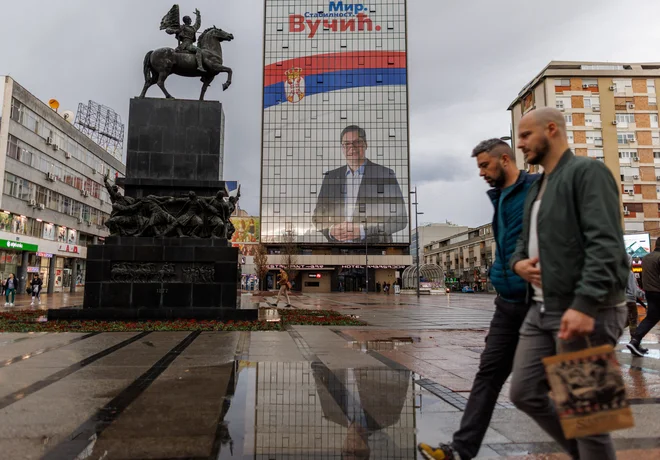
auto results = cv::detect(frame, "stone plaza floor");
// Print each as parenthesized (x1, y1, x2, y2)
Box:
(0, 292, 659, 458)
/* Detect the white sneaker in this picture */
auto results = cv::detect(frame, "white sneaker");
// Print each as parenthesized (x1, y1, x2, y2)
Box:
(3, 302, 7, 307)
(38, 299, 41, 304)
(30, 301, 34, 306)
(10, 303, 14, 307)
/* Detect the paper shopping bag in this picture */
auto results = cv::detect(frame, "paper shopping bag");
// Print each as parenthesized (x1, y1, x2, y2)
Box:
(543, 344, 634, 439)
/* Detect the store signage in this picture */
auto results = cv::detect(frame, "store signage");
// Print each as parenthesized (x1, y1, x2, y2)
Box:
(308, 273, 322, 278)
(58, 244, 79, 254)
(267, 264, 325, 269)
(341, 265, 406, 269)
(36, 252, 53, 258)
(0, 239, 38, 252)
(27, 266, 40, 273)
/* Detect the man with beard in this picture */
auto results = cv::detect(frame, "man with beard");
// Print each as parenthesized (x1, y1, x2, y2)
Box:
(418, 139, 537, 460)
(509, 107, 628, 460)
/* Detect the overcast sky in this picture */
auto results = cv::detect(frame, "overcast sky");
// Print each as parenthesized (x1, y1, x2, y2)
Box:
(2, 0, 660, 227)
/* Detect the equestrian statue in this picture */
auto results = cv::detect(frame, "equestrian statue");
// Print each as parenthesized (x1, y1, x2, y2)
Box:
(139, 4, 234, 100)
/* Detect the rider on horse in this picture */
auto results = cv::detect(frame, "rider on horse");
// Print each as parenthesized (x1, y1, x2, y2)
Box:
(165, 8, 205, 72)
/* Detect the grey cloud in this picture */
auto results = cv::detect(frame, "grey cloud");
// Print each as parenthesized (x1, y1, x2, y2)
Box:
(2, 0, 659, 224)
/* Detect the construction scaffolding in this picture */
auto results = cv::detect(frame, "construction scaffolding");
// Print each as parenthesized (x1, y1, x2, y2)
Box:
(74, 100, 124, 160)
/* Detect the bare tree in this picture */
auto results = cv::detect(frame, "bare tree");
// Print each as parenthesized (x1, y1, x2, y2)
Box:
(253, 244, 269, 291)
(282, 231, 299, 286)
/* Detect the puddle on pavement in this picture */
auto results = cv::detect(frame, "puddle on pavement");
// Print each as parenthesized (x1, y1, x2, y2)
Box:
(347, 336, 421, 351)
(54, 359, 466, 459)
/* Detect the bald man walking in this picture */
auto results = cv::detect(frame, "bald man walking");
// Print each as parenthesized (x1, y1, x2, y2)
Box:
(509, 108, 628, 460)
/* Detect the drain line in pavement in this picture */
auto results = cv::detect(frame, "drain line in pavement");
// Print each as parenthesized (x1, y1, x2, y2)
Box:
(0, 332, 99, 369)
(0, 331, 151, 411)
(41, 331, 202, 460)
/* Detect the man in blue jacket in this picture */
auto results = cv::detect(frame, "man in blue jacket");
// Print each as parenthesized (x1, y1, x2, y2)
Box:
(419, 138, 538, 460)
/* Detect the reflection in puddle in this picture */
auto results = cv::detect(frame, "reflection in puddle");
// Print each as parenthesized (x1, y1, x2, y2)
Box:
(254, 362, 417, 458)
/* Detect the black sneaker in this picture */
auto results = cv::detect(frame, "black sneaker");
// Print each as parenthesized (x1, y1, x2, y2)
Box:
(627, 339, 646, 357)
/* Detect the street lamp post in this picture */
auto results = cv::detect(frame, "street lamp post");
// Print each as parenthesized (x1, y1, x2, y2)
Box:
(411, 187, 424, 297)
(362, 217, 368, 296)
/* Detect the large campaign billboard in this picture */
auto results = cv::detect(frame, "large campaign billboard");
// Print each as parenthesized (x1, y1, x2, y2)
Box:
(260, 0, 410, 245)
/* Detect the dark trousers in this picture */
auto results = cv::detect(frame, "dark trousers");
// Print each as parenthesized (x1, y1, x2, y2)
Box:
(452, 297, 529, 459)
(633, 291, 660, 343)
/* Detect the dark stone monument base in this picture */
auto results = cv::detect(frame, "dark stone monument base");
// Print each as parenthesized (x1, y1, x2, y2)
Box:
(64, 237, 255, 321)
(124, 98, 226, 199)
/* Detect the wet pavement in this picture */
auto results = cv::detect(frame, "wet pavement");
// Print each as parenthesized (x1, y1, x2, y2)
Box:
(1, 293, 659, 458)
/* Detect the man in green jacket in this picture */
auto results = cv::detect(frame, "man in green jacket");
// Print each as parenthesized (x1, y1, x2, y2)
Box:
(509, 107, 628, 460)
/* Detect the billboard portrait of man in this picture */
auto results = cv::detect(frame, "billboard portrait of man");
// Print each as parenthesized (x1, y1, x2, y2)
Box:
(313, 125, 407, 244)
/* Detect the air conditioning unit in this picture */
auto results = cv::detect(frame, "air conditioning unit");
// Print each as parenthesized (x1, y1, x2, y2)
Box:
(627, 190, 635, 196)
(29, 199, 36, 207)
(628, 103, 635, 109)
(84, 191, 90, 198)
(633, 156, 639, 161)
(92, 168, 97, 175)
(609, 85, 616, 91)
(77, 217, 83, 224)
(86, 221, 91, 227)
(624, 210, 631, 216)
(656, 176, 660, 180)
(37, 204, 44, 210)
(46, 172, 55, 182)
(612, 120, 618, 125)
(633, 175, 640, 180)
(593, 106, 601, 112)
(100, 199, 105, 206)
(52, 144, 59, 151)
(45, 137, 53, 145)
(583, 84, 589, 88)
(64, 152, 71, 159)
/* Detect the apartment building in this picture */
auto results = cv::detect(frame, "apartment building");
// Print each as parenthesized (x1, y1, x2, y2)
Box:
(423, 223, 495, 291)
(411, 223, 469, 264)
(0, 77, 125, 293)
(509, 61, 660, 238)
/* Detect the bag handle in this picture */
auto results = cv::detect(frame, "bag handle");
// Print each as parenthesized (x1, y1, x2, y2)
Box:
(558, 335, 593, 354)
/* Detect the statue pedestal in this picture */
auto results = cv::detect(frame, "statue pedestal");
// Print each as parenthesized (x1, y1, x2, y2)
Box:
(121, 97, 227, 198)
(48, 98, 255, 321)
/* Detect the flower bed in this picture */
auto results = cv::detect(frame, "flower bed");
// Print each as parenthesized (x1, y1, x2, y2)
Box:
(0, 309, 365, 332)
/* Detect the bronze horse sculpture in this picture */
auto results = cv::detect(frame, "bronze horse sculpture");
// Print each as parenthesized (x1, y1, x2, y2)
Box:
(139, 26, 234, 101)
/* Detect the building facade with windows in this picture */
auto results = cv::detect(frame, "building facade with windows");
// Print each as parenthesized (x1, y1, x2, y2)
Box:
(411, 223, 469, 265)
(259, 0, 412, 293)
(423, 224, 495, 292)
(0, 77, 125, 293)
(509, 61, 660, 238)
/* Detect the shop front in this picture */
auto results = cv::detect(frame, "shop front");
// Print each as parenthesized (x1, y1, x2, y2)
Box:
(266, 264, 405, 294)
(0, 238, 39, 291)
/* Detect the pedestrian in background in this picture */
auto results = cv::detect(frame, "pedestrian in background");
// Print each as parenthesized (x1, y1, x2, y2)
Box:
(30, 273, 43, 306)
(4, 273, 17, 307)
(510, 107, 628, 460)
(271, 268, 291, 307)
(418, 137, 538, 460)
(624, 254, 644, 339)
(628, 238, 660, 357)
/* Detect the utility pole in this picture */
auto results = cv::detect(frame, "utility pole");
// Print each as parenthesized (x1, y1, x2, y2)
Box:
(411, 187, 424, 297)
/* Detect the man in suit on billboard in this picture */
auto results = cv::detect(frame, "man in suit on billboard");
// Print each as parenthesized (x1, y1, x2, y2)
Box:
(312, 125, 407, 244)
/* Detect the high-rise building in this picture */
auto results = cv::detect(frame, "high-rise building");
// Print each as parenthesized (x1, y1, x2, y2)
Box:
(509, 61, 660, 238)
(260, 0, 411, 293)
(0, 77, 125, 293)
